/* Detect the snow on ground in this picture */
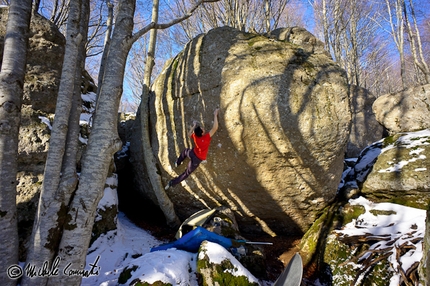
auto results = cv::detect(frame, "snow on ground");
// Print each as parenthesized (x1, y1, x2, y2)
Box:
(336, 196, 425, 286)
(82, 212, 260, 286)
(81, 212, 164, 286)
(82, 129, 430, 285)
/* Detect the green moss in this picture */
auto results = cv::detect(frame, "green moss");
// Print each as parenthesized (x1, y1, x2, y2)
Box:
(342, 205, 366, 225)
(212, 259, 258, 286)
(382, 134, 401, 147)
(389, 196, 428, 210)
(370, 209, 396, 216)
(247, 35, 266, 47)
(198, 252, 258, 286)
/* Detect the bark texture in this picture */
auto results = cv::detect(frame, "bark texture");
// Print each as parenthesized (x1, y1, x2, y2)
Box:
(0, 2, 32, 285)
(47, 1, 133, 284)
(22, 0, 89, 285)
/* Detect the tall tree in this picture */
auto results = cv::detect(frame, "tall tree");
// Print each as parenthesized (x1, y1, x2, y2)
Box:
(384, 0, 407, 88)
(24, 0, 220, 284)
(140, 0, 180, 228)
(0, 1, 33, 285)
(403, 0, 430, 84)
(21, 0, 90, 285)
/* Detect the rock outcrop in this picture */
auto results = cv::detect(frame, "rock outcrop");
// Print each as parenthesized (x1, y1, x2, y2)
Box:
(372, 84, 430, 134)
(130, 26, 351, 235)
(360, 130, 430, 208)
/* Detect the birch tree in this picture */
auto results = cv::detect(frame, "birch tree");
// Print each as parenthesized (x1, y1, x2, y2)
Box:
(383, 0, 407, 88)
(21, 0, 90, 285)
(0, 1, 32, 285)
(23, 0, 220, 284)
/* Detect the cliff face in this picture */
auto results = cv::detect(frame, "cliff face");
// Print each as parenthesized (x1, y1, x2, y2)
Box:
(130, 26, 352, 235)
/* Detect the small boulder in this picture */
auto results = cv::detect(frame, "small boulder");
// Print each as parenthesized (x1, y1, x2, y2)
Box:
(372, 84, 430, 134)
(361, 130, 430, 208)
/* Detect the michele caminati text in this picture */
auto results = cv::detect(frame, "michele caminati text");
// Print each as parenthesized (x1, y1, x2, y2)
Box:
(7, 256, 101, 280)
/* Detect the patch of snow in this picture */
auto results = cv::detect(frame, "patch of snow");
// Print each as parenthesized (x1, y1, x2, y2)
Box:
(125, 250, 198, 286)
(82, 212, 163, 286)
(81, 92, 97, 104)
(199, 241, 259, 284)
(116, 142, 129, 159)
(38, 116, 52, 130)
(80, 113, 93, 126)
(79, 133, 88, 144)
(96, 175, 118, 213)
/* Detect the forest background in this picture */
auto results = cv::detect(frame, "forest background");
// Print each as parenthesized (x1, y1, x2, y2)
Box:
(22, 0, 430, 111)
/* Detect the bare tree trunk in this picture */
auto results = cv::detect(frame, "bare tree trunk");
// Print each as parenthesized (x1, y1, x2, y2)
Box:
(264, 0, 270, 32)
(96, 0, 114, 100)
(321, 0, 330, 53)
(47, 0, 134, 284)
(140, 0, 180, 228)
(385, 0, 406, 89)
(0, 1, 32, 285)
(404, 0, 430, 84)
(21, 0, 89, 285)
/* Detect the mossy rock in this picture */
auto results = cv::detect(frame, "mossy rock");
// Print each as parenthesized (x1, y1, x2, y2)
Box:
(324, 235, 391, 286)
(197, 241, 259, 286)
(300, 200, 397, 285)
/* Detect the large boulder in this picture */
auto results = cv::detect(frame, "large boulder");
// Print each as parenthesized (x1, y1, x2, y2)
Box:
(130, 26, 351, 235)
(372, 84, 430, 134)
(347, 85, 383, 158)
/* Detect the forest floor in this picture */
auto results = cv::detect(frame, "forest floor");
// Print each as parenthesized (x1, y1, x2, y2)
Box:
(120, 198, 302, 282)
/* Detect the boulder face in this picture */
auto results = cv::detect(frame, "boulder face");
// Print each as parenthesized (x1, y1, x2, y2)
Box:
(0, 9, 65, 114)
(347, 85, 383, 158)
(134, 27, 351, 235)
(361, 130, 430, 208)
(372, 84, 430, 134)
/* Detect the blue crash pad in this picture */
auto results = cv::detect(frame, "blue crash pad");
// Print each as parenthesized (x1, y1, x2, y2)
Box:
(150, 226, 233, 252)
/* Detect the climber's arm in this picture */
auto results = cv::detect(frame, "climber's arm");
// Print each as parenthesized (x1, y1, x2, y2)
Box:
(209, 108, 219, 137)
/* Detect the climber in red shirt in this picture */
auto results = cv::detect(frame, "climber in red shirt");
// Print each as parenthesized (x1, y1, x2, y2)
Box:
(165, 108, 220, 190)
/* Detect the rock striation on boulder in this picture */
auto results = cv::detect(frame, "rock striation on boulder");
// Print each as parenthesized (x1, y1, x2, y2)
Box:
(130, 26, 351, 235)
(372, 84, 430, 134)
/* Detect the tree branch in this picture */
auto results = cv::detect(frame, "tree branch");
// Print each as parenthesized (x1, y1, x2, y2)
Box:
(130, 0, 219, 45)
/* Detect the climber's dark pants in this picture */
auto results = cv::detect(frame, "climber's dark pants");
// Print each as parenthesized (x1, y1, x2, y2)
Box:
(171, 148, 202, 186)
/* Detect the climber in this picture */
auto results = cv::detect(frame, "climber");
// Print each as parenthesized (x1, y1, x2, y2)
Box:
(165, 108, 220, 190)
